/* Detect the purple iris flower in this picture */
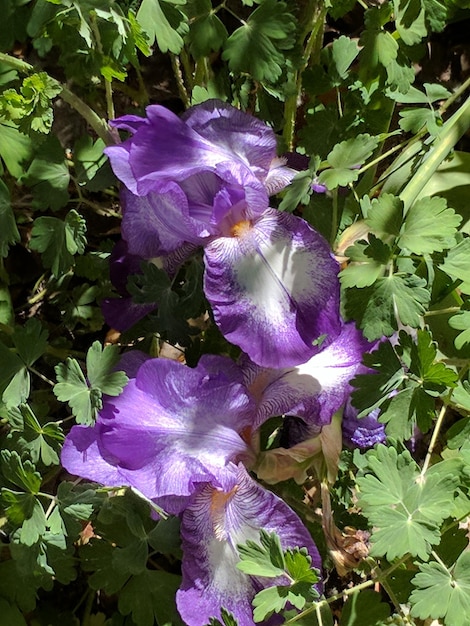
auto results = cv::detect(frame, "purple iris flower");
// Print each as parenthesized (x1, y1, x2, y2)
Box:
(61, 354, 321, 625)
(104, 100, 341, 368)
(341, 399, 386, 449)
(241, 322, 371, 430)
(178, 462, 321, 626)
(101, 240, 157, 332)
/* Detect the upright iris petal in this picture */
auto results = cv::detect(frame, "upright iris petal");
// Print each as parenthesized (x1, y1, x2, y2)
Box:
(177, 463, 322, 626)
(61, 355, 255, 513)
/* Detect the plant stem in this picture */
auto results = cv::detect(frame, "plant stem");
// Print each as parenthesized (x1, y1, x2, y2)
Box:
(421, 402, 448, 476)
(170, 53, 191, 108)
(0, 52, 115, 145)
(283, 0, 327, 150)
(400, 95, 470, 212)
(89, 12, 115, 121)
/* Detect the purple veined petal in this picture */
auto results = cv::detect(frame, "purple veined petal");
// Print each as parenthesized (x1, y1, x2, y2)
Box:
(264, 158, 299, 196)
(342, 398, 386, 449)
(204, 208, 341, 369)
(177, 463, 322, 626)
(121, 185, 206, 257)
(106, 104, 259, 196)
(181, 99, 277, 180)
(61, 356, 255, 510)
(241, 323, 371, 429)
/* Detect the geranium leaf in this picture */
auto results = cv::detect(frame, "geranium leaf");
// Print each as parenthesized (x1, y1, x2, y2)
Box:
(136, 0, 188, 54)
(398, 196, 461, 254)
(0, 179, 20, 257)
(410, 552, 470, 626)
(318, 135, 379, 190)
(222, 0, 297, 83)
(30, 210, 87, 277)
(357, 445, 458, 560)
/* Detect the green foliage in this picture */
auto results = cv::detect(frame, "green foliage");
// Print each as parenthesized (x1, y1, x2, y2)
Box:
(357, 445, 458, 559)
(30, 210, 86, 277)
(0, 72, 61, 134)
(137, 0, 188, 53)
(0, 178, 20, 256)
(318, 135, 380, 190)
(54, 341, 128, 425)
(237, 530, 320, 622)
(222, 0, 297, 83)
(0, 1, 470, 624)
(410, 552, 470, 626)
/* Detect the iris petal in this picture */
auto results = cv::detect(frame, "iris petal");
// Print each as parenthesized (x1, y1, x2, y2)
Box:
(177, 463, 322, 626)
(61, 356, 255, 512)
(243, 323, 371, 429)
(204, 209, 341, 368)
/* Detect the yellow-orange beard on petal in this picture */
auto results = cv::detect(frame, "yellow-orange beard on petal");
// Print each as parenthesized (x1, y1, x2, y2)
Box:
(230, 220, 252, 238)
(210, 485, 240, 540)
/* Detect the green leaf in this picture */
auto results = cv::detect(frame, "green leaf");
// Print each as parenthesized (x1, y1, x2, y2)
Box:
(0, 450, 41, 493)
(278, 169, 314, 213)
(0, 120, 32, 179)
(357, 445, 458, 560)
(0, 599, 27, 626)
(86, 341, 128, 396)
(345, 274, 430, 340)
(330, 36, 360, 82)
(30, 209, 87, 277)
(118, 570, 182, 626)
(351, 340, 406, 415)
(253, 585, 305, 623)
(0, 179, 20, 257)
(318, 135, 380, 190)
(339, 590, 391, 626)
(54, 342, 128, 425)
(185, 0, 227, 58)
(21, 135, 70, 211)
(222, 0, 297, 83)
(13, 318, 48, 367)
(364, 193, 404, 238)
(449, 311, 470, 350)
(136, 0, 188, 53)
(340, 236, 392, 288)
(398, 196, 461, 254)
(53, 357, 92, 425)
(393, 0, 427, 45)
(442, 238, 470, 294)
(11, 404, 63, 466)
(73, 135, 112, 190)
(237, 529, 285, 577)
(410, 552, 470, 626)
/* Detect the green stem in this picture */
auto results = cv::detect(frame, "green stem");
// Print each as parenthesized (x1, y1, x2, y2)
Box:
(89, 12, 115, 121)
(0, 52, 115, 145)
(400, 95, 470, 213)
(170, 53, 191, 109)
(420, 401, 448, 477)
(283, 0, 327, 150)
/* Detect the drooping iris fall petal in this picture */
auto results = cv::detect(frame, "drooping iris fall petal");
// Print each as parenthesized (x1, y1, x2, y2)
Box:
(204, 209, 341, 368)
(177, 463, 322, 626)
